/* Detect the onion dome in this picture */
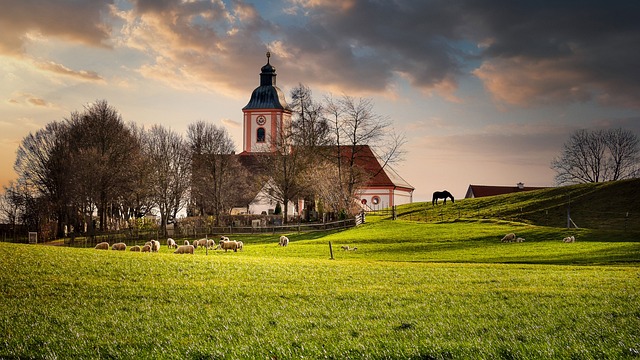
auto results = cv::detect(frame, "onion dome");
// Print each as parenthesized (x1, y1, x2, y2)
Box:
(243, 52, 290, 110)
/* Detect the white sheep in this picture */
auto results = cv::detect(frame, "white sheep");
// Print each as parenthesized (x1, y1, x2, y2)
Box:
(278, 236, 289, 247)
(184, 240, 190, 246)
(237, 241, 244, 251)
(220, 235, 229, 242)
(341, 245, 357, 251)
(563, 236, 575, 243)
(206, 239, 215, 250)
(220, 240, 239, 252)
(515, 237, 525, 243)
(112, 242, 127, 251)
(141, 245, 151, 252)
(174, 245, 194, 254)
(501, 233, 516, 242)
(95, 242, 109, 250)
(130, 245, 141, 252)
(144, 241, 152, 248)
(194, 239, 208, 249)
(167, 238, 177, 249)
(151, 240, 160, 253)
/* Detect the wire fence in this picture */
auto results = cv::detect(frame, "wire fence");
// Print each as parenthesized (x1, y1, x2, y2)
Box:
(1, 218, 357, 247)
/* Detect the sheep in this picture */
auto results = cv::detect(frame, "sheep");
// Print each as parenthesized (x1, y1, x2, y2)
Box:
(144, 241, 152, 248)
(501, 233, 516, 242)
(237, 241, 244, 251)
(515, 237, 526, 243)
(184, 240, 190, 246)
(563, 236, 576, 243)
(206, 239, 215, 250)
(141, 245, 151, 252)
(130, 245, 141, 252)
(278, 236, 289, 247)
(194, 239, 208, 249)
(112, 242, 127, 251)
(220, 240, 239, 252)
(174, 245, 194, 254)
(167, 238, 177, 249)
(220, 235, 229, 242)
(341, 245, 357, 251)
(151, 240, 160, 253)
(95, 242, 109, 250)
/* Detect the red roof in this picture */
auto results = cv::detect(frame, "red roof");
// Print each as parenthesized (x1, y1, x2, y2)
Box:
(465, 184, 549, 198)
(336, 145, 414, 191)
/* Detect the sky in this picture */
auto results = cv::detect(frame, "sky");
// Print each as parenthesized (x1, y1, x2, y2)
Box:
(1, 0, 639, 202)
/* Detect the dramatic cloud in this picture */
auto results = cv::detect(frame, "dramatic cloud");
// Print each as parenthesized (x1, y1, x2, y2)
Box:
(0, 0, 114, 56)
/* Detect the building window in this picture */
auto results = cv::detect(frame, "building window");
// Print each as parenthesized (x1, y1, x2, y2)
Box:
(371, 196, 380, 205)
(257, 127, 266, 142)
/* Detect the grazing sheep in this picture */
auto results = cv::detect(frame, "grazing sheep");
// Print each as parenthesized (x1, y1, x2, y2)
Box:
(130, 245, 141, 252)
(184, 240, 190, 246)
(193, 240, 198, 250)
(174, 245, 194, 254)
(151, 240, 160, 252)
(144, 241, 152, 248)
(167, 238, 177, 249)
(237, 241, 244, 251)
(206, 239, 215, 249)
(515, 237, 525, 243)
(563, 236, 575, 243)
(95, 242, 109, 250)
(220, 235, 229, 242)
(220, 240, 239, 252)
(194, 239, 208, 249)
(112, 242, 127, 251)
(341, 245, 357, 251)
(278, 236, 289, 247)
(501, 233, 516, 242)
(141, 245, 151, 252)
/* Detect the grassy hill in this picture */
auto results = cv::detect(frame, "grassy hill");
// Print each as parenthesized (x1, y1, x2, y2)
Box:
(394, 178, 640, 231)
(0, 180, 638, 359)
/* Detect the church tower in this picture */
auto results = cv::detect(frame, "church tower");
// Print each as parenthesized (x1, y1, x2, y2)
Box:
(241, 52, 292, 153)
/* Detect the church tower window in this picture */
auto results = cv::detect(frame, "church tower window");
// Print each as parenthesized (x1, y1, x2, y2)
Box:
(257, 127, 266, 142)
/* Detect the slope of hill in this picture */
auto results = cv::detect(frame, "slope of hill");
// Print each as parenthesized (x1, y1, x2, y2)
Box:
(395, 179, 640, 231)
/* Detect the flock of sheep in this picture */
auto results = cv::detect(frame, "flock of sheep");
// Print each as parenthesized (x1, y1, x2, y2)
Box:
(94, 235, 259, 254)
(501, 233, 577, 243)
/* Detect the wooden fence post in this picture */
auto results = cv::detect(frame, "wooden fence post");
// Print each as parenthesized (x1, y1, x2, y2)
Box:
(329, 241, 334, 260)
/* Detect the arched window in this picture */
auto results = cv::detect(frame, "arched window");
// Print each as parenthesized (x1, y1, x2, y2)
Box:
(257, 127, 266, 142)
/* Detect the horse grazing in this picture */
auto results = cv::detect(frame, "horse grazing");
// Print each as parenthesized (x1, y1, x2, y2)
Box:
(432, 190, 454, 206)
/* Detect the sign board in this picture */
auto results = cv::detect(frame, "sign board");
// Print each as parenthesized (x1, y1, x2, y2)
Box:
(28, 232, 37, 244)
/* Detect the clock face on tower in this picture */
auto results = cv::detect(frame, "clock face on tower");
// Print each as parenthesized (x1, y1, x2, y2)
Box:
(256, 115, 266, 125)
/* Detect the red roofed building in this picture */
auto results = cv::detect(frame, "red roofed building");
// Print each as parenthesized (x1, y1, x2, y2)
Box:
(233, 53, 413, 215)
(465, 183, 549, 199)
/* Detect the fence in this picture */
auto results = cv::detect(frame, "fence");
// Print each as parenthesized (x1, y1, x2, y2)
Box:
(0, 218, 357, 247)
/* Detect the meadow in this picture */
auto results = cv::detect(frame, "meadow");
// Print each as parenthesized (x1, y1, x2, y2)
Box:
(1, 213, 639, 359)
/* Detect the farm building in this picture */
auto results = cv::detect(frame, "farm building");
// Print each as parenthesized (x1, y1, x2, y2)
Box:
(464, 183, 549, 199)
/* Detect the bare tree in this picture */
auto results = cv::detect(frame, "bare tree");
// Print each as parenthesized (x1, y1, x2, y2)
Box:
(290, 83, 332, 148)
(551, 128, 639, 185)
(325, 94, 406, 214)
(143, 125, 191, 236)
(187, 121, 246, 225)
(66, 100, 140, 232)
(13, 121, 71, 237)
(258, 123, 315, 223)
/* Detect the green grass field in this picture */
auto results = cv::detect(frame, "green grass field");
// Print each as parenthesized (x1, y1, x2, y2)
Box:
(1, 211, 639, 359)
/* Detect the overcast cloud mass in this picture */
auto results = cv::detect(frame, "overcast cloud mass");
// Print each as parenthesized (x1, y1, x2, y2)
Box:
(1, 0, 639, 201)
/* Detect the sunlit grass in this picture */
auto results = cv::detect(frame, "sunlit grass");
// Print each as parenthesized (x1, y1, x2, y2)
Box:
(1, 217, 639, 359)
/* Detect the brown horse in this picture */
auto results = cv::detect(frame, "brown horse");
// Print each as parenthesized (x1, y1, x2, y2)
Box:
(432, 190, 454, 206)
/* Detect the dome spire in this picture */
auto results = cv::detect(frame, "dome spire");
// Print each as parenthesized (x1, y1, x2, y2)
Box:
(266, 51, 271, 64)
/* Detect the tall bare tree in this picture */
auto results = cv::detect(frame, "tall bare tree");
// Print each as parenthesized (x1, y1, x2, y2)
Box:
(551, 128, 639, 185)
(144, 125, 191, 236)
(325, 94, 406, 214)
(66, 100, 140, 232)
(13, 121, 71, 237)
(187, 121, 246, 225)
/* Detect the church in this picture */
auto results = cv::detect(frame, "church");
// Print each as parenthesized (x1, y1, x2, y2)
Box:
(234, 53, 414, 216)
